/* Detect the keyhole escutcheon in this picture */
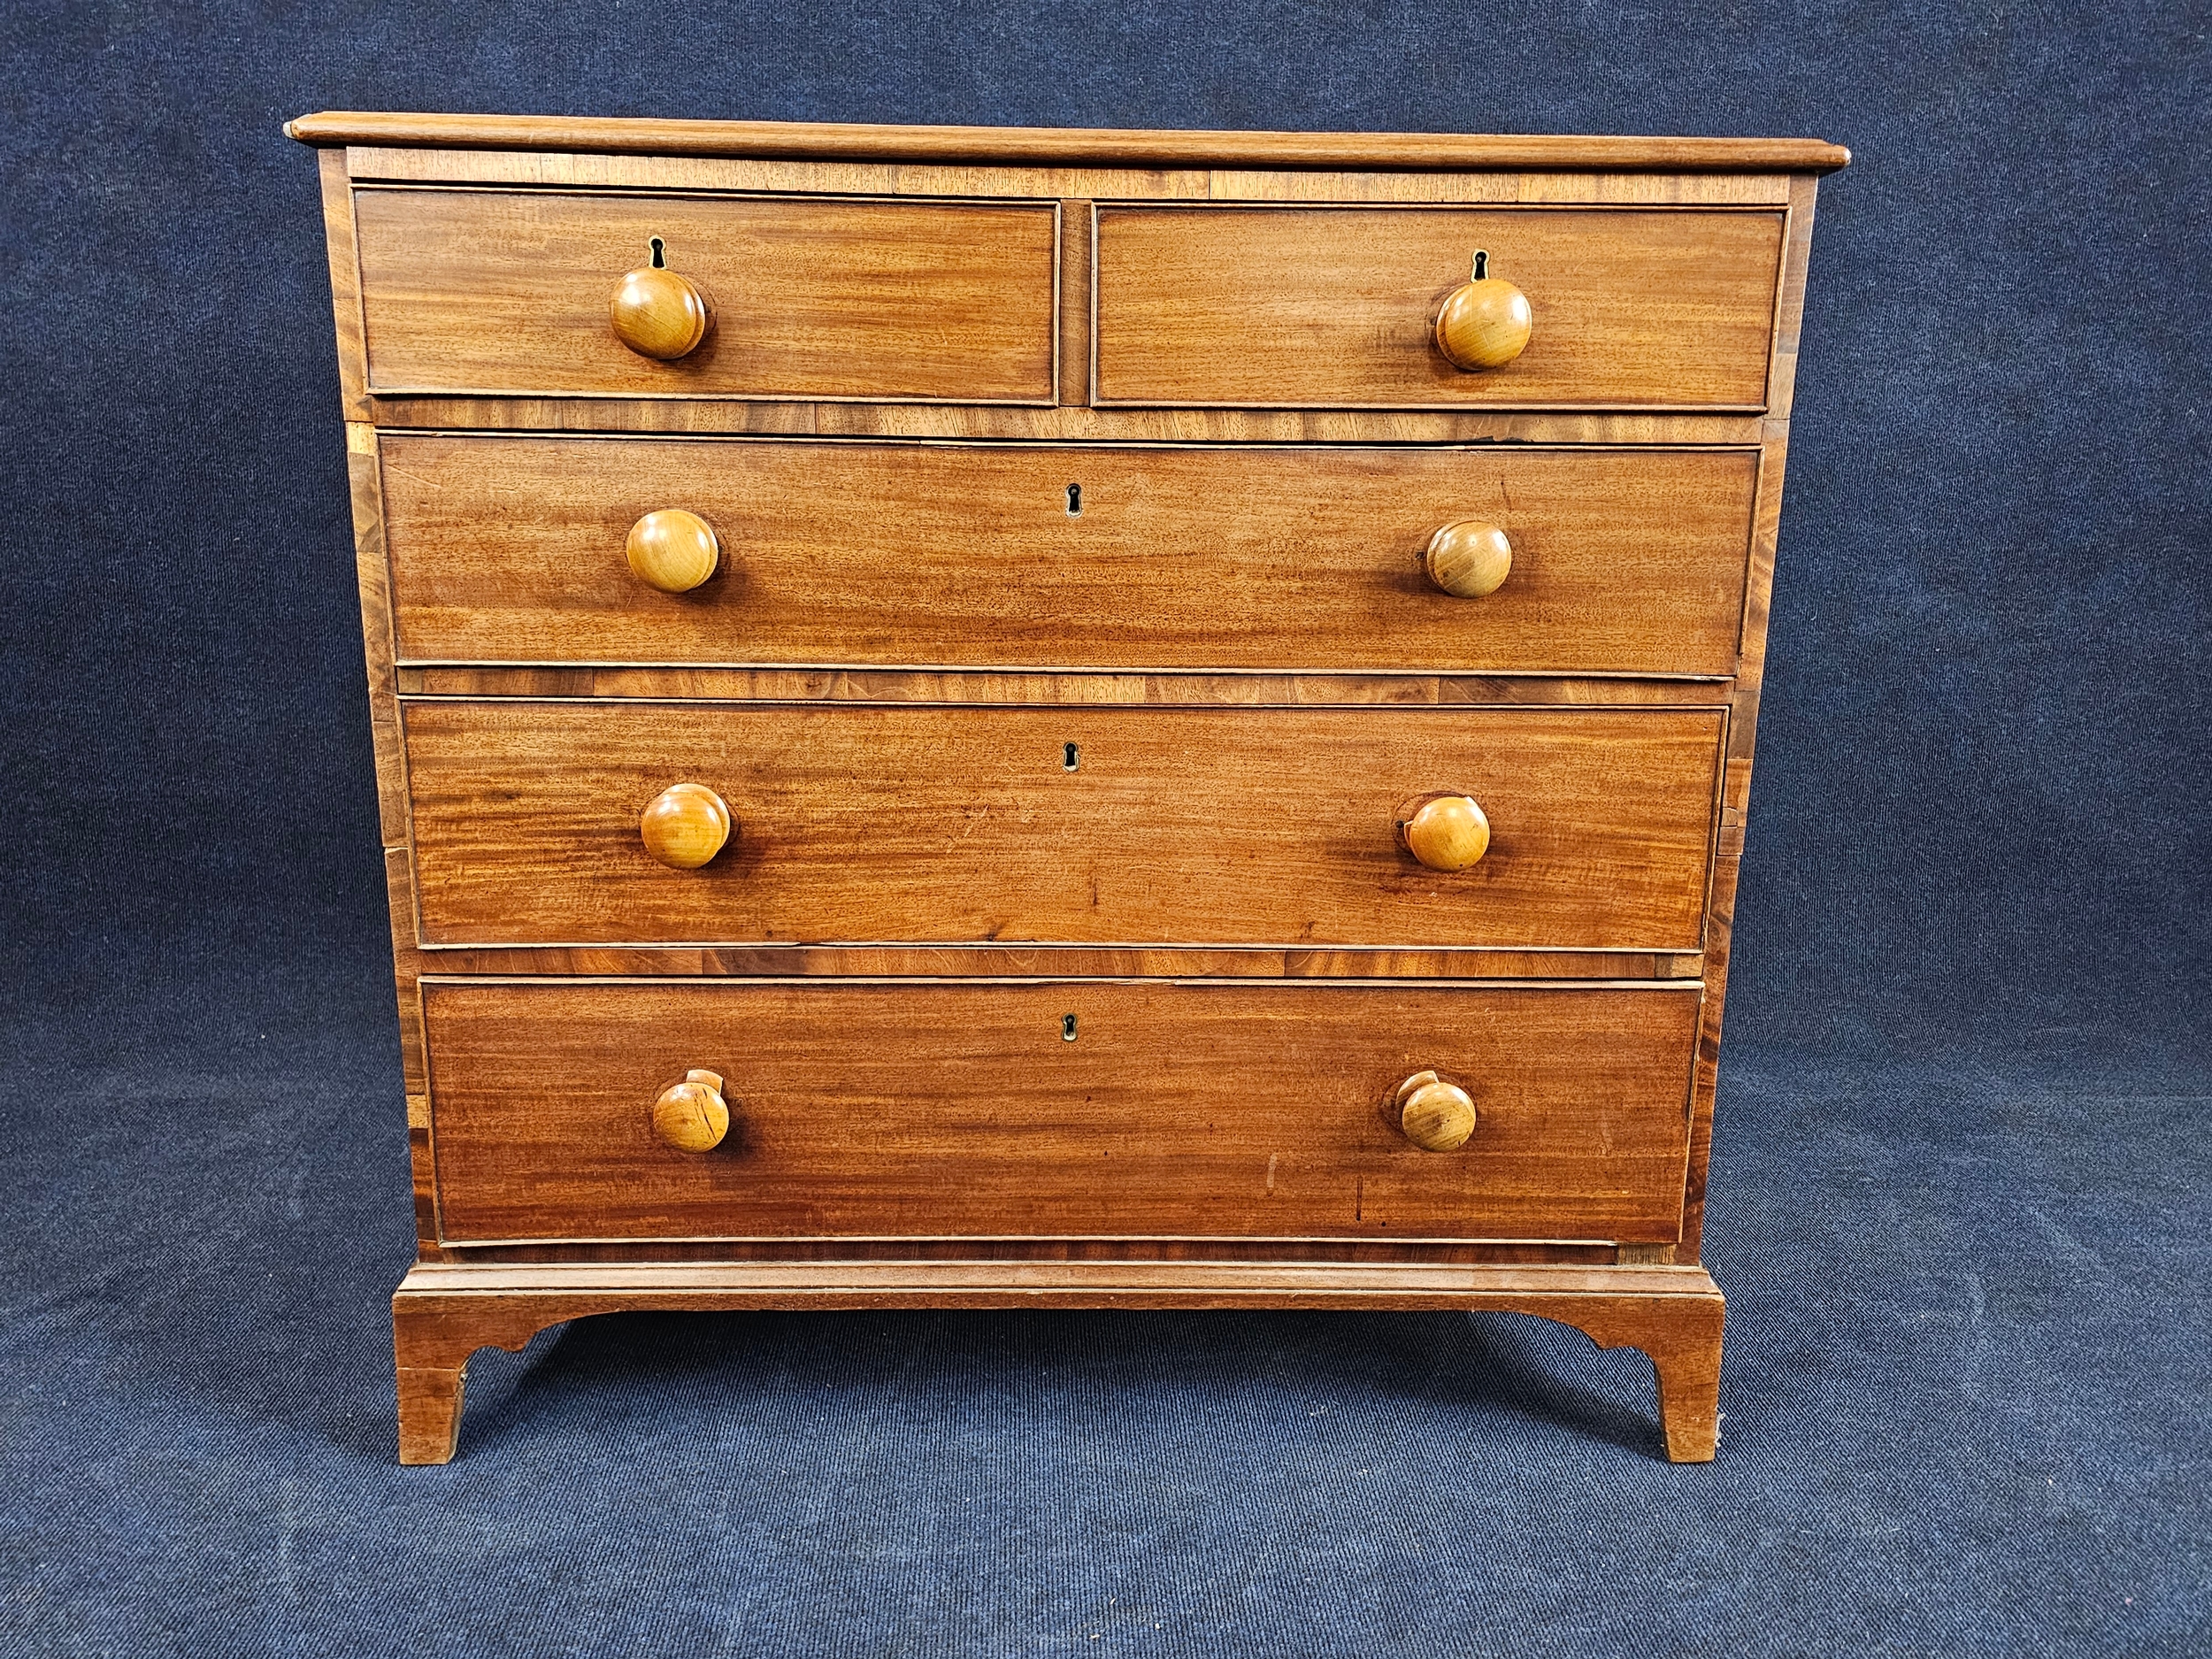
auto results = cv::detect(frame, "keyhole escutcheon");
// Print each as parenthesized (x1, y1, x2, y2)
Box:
(1063, 742, 1080, 771)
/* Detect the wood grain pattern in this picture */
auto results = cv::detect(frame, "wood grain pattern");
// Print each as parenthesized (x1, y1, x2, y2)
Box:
(1057, 199, 1090, 405)
(336, 144, 1801, 208)
(438, 1237, 1626, 1267)
(391, 1256, 1724, 1462)
(421, 979, 1701, 1244)
(1219, 170, 1793, 204)
(293, 116, 1843, 1464)
(406, 945, 1705, 980)
(1679, 853, 1740, 1263)
(397, 665, 1732, 709)
(1397, 792, 1493, 872)
(317, 150, 370, 421)
(650, 1069, 730, 1152)
(346, 426, 409, 847)
(1423, 520, 1515, 600)
(636, 781, 732, 869)
(622, 508, 719, 594)
(289, 111, 1848, 173)
(1432, 264, 1533, 371)
(1094, 206, 1784, 409)
(607, 264, 713, 360)
(352, 188, 1058, 401)
(406, 1091, 439, 1247)
(346, 146, 1211, 204)
(365, 394, 1771, 445)
(399, 702, 1724, 949)
(395, 1363, 466, 1464)
(377, 437, 1756, 675)
(383, 847, 427, 1092)
(1395, 1071, 1479, 1152)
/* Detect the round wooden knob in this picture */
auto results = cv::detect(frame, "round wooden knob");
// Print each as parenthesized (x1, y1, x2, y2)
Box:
(609, 261, 713, 360)
(626, 509, 720, 594)
(640, 782, 731, 870)
(1424, 521, 1513, 599)
(1396, 791, 1490, 872)
(1433, 251, 1532, 372)
(652, 1069, 728, 1152)
(1395, 1071, 1477, 1153)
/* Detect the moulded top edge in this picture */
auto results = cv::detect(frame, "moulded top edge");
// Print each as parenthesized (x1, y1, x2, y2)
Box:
(284, 111, 1851, 174)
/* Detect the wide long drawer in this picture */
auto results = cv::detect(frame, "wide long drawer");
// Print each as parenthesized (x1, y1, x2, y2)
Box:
(401, 702, 1723, 949)
(422, 979, 1702, 1244)
(1094, 205, 1784, 408)
(352, 188, 1059, 401)
(379, 436, 1758, 675)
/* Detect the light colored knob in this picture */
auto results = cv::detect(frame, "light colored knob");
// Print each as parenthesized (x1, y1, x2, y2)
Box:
(1395, 1071, 1478, 1153)
(652, 1068, 728, 1152)
(640, 782, 731, 870)
(1424, 520, 1513, 598)
(626, 509, 720, 594)
(1433, 250, 1532, 372)
(610, 258, 713, 360)
(1396, 791, 1490, 872)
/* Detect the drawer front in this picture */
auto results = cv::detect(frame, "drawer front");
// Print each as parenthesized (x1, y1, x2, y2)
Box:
(403, 703, 1722, 949)
(423, 979, 1701, 1244)
(1094, 206, 1783, 408)
(353, 188, 1058, 401)
(381, 436, 1756, 676)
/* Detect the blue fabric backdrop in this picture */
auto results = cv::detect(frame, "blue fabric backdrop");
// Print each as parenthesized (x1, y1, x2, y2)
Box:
(1, 3, 2204, 1654)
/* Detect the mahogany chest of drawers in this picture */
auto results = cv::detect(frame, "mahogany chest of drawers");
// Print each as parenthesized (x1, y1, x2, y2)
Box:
(288, 111, 1847, 1463)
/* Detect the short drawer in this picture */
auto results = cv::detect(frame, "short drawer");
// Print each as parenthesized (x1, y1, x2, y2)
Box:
(401, 702, 1723, 949)
(423, 979, 1701, 1244)
(380, 436, 1757, 676)
(352, 188, 1059, 401)
(1094, 206, 1783, 408)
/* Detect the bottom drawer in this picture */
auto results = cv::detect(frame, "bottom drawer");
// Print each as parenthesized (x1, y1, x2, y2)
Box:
(423, 979, 1701, 1246)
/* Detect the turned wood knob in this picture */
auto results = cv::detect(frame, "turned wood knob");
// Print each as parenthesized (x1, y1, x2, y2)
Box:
(1396, 791, 1491, 872)
(626, 509, 720, 594)
(1424, 520, 1513, 598)
(652, 1068, 729, 1152)
(1433, 251, 1532, 372)
(1395, 1071, 1478, 1153)
(609, 254, 713, 360)
(640, 782, 731, 869)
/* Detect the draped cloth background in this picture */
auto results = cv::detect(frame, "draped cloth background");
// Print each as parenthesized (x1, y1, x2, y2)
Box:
(1, 4, 2203, 1654)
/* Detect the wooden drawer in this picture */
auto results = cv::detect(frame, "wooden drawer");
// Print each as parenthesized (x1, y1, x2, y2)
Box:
(422, 979, 1701, 1244)
(352, 188, 1058, 401)
(1094, 206, 1784, 409)
(380, 436, 1757, 676)
(402, 702, 1722, 949)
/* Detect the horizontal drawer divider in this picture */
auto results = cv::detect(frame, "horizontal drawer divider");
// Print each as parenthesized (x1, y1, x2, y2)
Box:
(417, 972, 1706, 987)
(373, 429, 1769, 450)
